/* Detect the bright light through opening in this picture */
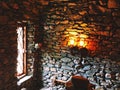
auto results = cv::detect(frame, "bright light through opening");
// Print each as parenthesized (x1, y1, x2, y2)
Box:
(17, 27, 24, 76)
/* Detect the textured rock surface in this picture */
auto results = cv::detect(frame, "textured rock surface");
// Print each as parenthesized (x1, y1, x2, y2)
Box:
(0, 0, 120, 90)
(42, 53, 120, 89)
(41, 0, 120, 60)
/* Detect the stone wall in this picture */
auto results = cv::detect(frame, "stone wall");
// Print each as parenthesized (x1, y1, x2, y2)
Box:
(42, 0, 120, 60)
(27, 22, 35, 75)
(42, 53, 120, 89)
(0, 0, 120, 90)
(41, 0, 120, 89)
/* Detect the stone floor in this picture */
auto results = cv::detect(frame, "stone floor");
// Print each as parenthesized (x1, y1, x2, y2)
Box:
(40, 87, 52, 90)
(40, 87, 120, 90)
(40, 85, 65, 90)
(40, 86, 120, 90)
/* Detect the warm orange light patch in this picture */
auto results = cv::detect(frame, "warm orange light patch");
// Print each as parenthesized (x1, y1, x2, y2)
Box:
(67, 28, 88, 48)
(79, 34, 88, 38)
(69, 39, 75, 45)
(69, 31, 78, 35)
(68, 36, 87, 47)
(68, 38, 77, 47)
(79, 40, 85, 46)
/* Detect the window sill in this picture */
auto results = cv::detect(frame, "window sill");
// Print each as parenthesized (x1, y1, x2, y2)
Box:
(17, 75, 33, 86)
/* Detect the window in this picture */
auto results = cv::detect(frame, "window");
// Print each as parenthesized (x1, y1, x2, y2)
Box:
(17, 26, 27, 78)
(17, 22, 35, 86)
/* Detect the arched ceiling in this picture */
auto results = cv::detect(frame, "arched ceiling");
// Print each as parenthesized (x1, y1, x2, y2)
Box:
(0, 0, 80, 24)
(0, 0, 120, 24)
(0, 0, 50, 23)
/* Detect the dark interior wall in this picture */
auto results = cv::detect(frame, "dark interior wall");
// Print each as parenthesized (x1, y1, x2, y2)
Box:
(0, 22, 17, 89)
(0, 0, 46, 90)
(0, 0, 46, 88)
(42, 0, 120, 60)
(0, 21, 41, 90)
(0, 18, 40, 90)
